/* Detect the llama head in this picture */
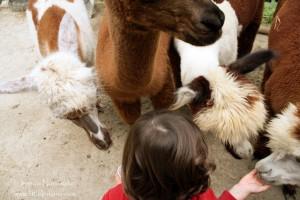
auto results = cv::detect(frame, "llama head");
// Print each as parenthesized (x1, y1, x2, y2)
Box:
(171, 50, 275, 159)
(66, 107, 112, 150)
(109, 0, 224, 46)
(256, 103, 300, 186)
(33, 52, 112, 150)
(171, 50, 275, 111)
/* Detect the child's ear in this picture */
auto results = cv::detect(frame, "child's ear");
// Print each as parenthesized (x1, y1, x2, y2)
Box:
(228, 50, 276, 74)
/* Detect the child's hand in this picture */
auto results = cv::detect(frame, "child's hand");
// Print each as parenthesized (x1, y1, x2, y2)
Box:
(229, 169, 271, 200)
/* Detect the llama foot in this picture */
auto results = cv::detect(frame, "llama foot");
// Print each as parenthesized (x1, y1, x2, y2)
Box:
(113, 99, 141, 124)
(225, 140, 253, 159)
(238, 21, 261, 58)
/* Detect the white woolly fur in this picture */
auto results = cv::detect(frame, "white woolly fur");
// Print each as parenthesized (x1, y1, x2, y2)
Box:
(267, 103, 300, 157)
(193, 67, 267, 145)
(30, 52, 97, 119)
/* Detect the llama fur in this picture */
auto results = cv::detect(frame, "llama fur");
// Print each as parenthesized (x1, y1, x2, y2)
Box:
(0, 0, 112, 149)
(27, 0, 94, 64)
(30, 52, 97, 119)
(255, 0, 300, 187)
(266, 103, 300, 157)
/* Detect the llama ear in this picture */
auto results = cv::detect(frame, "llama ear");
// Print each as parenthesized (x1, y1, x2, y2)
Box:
(228, 50, 276, 74)
(170, 87, 197, 110)
(0, 76, 36, 94)
(170, 76, 209, 110)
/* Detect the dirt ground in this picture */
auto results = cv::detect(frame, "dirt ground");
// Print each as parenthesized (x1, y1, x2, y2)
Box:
(0, 4, 298, 200)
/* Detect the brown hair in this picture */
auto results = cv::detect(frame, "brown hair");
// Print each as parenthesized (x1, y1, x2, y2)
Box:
(122, 110, 215, 200)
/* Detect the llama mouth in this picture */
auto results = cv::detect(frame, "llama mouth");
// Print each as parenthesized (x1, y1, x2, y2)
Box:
(71, 115, 112, 150)
(90, 128, 112, 150)
(84, 126, 112, 150)
(258, 175, 277, 185)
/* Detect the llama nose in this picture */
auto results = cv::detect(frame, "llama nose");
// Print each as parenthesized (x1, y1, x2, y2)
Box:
(200, 8, 225, 32)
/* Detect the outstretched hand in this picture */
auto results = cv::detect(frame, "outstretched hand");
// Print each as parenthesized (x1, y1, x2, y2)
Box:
(229, 169, 271, 200)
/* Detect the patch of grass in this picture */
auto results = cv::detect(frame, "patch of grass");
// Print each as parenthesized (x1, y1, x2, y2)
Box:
(263, 1, 278, 24)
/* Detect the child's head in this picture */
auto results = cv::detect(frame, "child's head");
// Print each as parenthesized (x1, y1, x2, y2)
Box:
(122, 110, 215, 200)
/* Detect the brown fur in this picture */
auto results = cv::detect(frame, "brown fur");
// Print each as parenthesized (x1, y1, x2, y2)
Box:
(274, 0, 287, 17)
(188, 77, 212, 115)
(38, 6, 65, 56)
(261, 2, 300, 191)
(28, 0, 83, 61)
(263, 0, 300, 114)
(96, 0, 225, 124)
(255, 0, 300, 160)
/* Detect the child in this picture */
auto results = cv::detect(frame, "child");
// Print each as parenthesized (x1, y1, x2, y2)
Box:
(102, 110, 270, 200)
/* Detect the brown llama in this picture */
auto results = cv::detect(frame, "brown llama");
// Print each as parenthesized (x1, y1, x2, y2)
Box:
(255, 0, 300, 198)
(96, 0, 225, 124)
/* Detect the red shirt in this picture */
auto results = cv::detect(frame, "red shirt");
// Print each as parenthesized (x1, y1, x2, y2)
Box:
(102, 184, 236, 200)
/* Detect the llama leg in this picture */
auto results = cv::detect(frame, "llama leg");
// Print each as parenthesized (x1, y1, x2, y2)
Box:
(282, 185, 297, 200)
(150, 70, 175, 109)
(238, 22, 261, 58)
(112, 98, 141, 124)
(238, 0, 263, 58)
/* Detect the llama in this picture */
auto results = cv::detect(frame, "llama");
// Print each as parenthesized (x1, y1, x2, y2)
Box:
(95, 0, 225, 124)
(170, 1, 272, 159)
(255, 0, 300, 188)
(171, 49, 273, 159)
(0, 0, 112, 150)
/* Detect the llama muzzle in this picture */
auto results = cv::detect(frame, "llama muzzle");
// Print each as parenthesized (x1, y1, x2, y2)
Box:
(72, 112, 112, 150)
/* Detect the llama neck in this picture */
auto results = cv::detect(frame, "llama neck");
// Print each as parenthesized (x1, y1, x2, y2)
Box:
(106, 6, 160, 88)
(175, 39, 219, 85)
